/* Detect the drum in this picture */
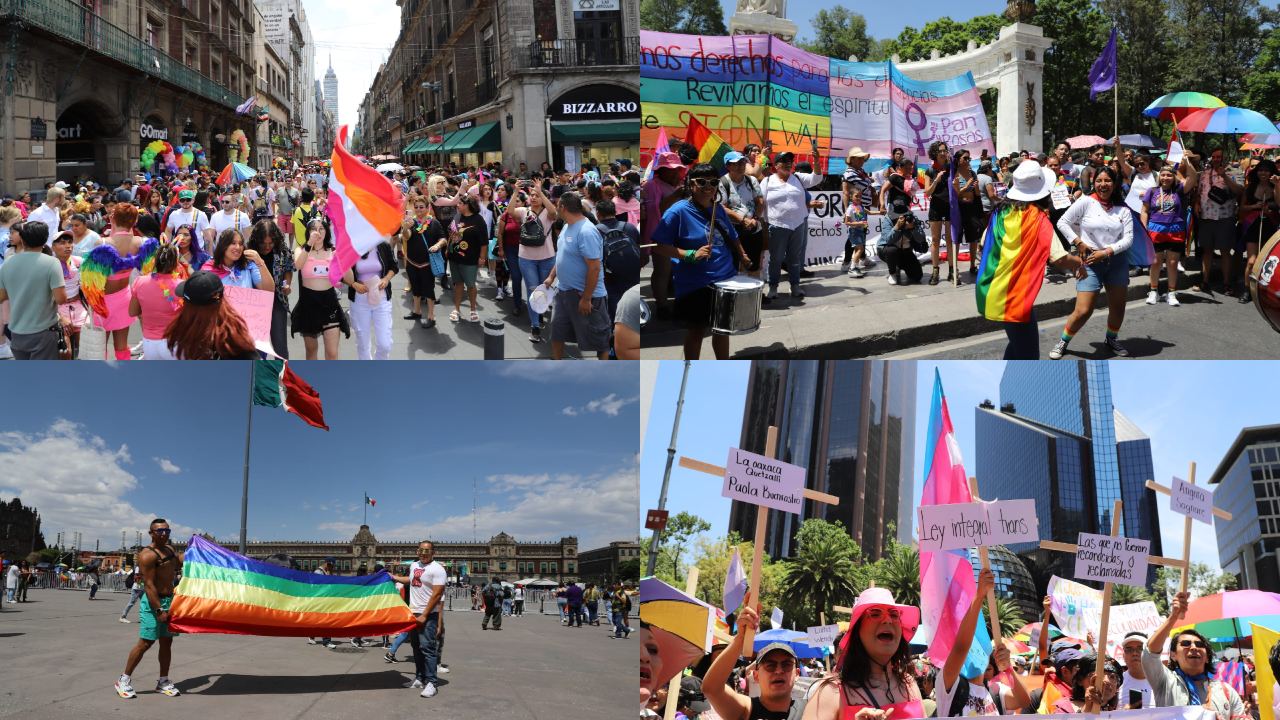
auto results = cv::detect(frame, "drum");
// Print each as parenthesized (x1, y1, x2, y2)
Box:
(1249, 227, 1280, 334)
(711, 275, 763, 335)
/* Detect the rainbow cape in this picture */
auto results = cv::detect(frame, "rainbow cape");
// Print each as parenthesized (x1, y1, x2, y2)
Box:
(170, 535, 416, 637)
(685, 116, 732, 170)
(80, 238, 160, 317)
(325, 125, 405, 285)
(975, 205, 1053, 323)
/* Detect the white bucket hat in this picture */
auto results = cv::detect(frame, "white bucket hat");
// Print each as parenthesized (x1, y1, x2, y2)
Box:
(1005, 160, 1058, 202)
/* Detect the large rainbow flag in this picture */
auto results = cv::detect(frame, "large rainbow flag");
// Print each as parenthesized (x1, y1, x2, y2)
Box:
(685, 116, 734, 169)
(325, 125, 405, 286)
(975, 204, 1054, 323)
(170, 536, 416, 637)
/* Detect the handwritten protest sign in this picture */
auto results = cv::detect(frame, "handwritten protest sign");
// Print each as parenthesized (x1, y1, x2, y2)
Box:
(806, 624, 840, 648)
(224, 286, 275, 356)
(1170, 476, 1214, 525)
(1074, 533, 1150, 588)
(917, 499, 1038, 552)
(723, 447, 806, 514)
(1049, 576, 1165, 641)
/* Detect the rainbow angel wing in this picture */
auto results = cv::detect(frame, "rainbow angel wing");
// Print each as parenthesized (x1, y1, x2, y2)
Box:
(80, 245, 124, 318)
(135, 238, 160, 275)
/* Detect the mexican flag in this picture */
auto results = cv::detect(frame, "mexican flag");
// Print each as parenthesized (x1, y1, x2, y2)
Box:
(251, 360, 329, 430)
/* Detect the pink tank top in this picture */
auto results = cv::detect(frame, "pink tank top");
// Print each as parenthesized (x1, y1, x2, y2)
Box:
(840, 683, 925, 720)
(301, 253, 331, 281)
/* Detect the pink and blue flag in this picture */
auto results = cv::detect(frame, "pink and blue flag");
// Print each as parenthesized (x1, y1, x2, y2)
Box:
(1218, 660, 1246, 696)
(919, 369, 992, 678)
(723, 546, 747, 613)
(643, 126, 671, 185)
(325, 125, 406, 285)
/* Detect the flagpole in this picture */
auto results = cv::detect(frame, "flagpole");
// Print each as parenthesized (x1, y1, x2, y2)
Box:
(363, 493, 367, 526)
(240, 362, 254, 554)
(645, 360, 691, 577)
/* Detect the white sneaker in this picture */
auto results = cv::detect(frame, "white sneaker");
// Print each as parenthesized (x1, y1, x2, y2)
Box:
(114, 678, 136, 699)
(119, 617, 130, 623)
(307, 638, 318, 645)
(405, 679, 424, 689)
(0, 343, 12, 360)
(155, 679, 180, 697)
(439, 665, 450, 674)
(1145, 290, 1159, 305)
(420, 682, 438, 698)
(887, 273, 899, 286)
(848, 267, 865, 278)
(1167, 292, 1180, 307)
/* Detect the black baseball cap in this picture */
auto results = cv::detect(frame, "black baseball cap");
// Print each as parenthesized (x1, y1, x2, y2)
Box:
(774, 152, 796, 165)
(175, 271, 223, 305)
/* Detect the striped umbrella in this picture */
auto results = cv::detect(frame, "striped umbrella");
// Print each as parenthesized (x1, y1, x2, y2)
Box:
(216, 162, 258, 186)
(639, 577, 715, 692)
(1065, 134, 1109, 150)
(1177, 107, 1279, 135)
(1143, 92, 1226, 122)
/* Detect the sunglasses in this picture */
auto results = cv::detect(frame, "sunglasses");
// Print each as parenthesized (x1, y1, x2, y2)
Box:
(1178, 640, 1208, 649)
(180, 198, 193, 202)
(689, 177, 716, 188)
(865, 607, 903, 621)
(151, 528, 171, 535)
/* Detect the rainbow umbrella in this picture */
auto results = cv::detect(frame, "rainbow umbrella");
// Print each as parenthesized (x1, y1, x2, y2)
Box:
(1177, 107, 1279, 135)
(1143, 92, 1226, 122)
(1065, 134, 1108, 149)
(1181, 589, 1280, 626)
(216, 162, 257, 186)
(1242, 124, 1280, 148)
(1242, 142, 1280, 151)
(639, 577, 715, 689)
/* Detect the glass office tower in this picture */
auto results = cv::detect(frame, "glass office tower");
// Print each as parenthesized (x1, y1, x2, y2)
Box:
(1208, 425, 1280, 592)
(977, 360, 1161, 588)
(728, 361, 916, 562)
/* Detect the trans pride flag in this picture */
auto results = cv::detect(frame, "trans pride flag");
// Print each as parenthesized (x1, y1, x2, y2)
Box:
(170, 536, 416, 637)
(919, 370, 992, 679)
(325, 125, 405, 285)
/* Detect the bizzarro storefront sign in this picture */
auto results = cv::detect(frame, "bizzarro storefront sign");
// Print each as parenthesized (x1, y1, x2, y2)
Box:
(548, 85, 638, 122)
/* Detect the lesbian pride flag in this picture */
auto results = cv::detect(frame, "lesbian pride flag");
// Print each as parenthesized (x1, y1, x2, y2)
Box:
(325, 125, 405, 285)
(919, 369, 991, 679)
(169, 536, 416, 637)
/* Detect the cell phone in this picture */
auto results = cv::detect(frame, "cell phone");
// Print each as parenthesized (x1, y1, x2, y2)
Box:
(1129, 690, 1142, 708)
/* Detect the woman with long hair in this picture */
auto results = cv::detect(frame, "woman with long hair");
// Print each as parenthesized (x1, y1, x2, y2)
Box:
(1141, 161, 1196, 306)
(341, 235, 397, 360)
(801, 587, 925, 719)
(518, 184, 558, 342)
(129, 241, 184, 360)
(291, 218, 349, 359)
(247, 219, 295, 357)
(202, 229, 275, 292)
(145, 190, 166, 228)
(1238, 159, 1280, 303)
(51, 231, 87, 358)
(495, 191, 527, 315)
(172, 224, 209, 273)
(923, 140, 957, 285)
(1052, 165, 1134, 359)
(953, 149, 986, 276)
(164, 271, 259, 360)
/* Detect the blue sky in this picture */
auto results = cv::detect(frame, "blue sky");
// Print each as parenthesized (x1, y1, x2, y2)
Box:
(715, 0, 1010, 47)
(0, 363, 639, 553)
(640, 361, 1274, 573)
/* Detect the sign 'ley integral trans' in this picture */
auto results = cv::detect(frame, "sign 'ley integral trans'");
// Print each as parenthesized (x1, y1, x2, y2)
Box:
(916, 499, 1038, 552)
(1073, 533, 1151, 588)
(722, 448, 805, 513)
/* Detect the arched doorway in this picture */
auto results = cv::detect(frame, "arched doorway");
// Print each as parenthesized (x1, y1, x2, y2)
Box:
(56, 102, 112, 183)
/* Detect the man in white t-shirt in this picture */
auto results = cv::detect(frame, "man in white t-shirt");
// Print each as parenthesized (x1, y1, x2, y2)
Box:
(387, 541, 446, 699)
(1119, 632, 1156, 708)
(165, 190, 212, 248)
(209, 194, 253, 239)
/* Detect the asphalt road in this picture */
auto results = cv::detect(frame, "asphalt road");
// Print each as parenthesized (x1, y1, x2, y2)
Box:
(0, 588, 633, 719)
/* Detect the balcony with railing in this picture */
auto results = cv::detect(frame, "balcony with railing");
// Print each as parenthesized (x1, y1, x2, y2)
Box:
(514, 37, 638, 71)
(1, 0, 245, 109)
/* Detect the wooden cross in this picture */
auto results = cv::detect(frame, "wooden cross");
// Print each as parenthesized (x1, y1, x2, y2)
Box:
(678, 425, 840, 657)
(1145, 462, 1233, 594)
(968, 477, 1005, 648)
(1038, 500, 1188, 698)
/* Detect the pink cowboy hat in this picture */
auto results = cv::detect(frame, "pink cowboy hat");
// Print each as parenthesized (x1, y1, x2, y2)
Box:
(655, 152, 686, 172)
(843, 587, 921, 642)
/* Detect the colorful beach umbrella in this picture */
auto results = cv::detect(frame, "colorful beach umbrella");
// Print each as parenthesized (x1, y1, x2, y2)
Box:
(216, 162, 258, 186)
(639, 577, 715, 689)
(1180, 589, 1280, 626)
(1177, 107, 1279, 135)
(1065, 134, 1109, 149)
(1143, 92, 1226, 122)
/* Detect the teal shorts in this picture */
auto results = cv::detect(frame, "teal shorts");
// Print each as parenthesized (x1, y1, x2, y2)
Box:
(139, 594, 177, 641)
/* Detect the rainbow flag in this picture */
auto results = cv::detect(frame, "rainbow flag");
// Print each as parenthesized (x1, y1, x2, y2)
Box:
(919, 370, 991, 680)
(975, 205, 1054, 323)
(169, 535, 416, 637)
(685, 116, 733, 169)
(325, 125, 406, 285)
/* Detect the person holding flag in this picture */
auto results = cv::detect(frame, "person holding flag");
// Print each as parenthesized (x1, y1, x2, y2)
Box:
(1141, 158, 1197, 307)
(935, 569, 1030, 715)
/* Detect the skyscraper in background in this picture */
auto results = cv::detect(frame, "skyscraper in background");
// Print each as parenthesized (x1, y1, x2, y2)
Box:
(324, 58, 339, 124)
(1208, 425, 1280, 592)
(728, 361, 917, 562)
(975, 360, 1161, 589)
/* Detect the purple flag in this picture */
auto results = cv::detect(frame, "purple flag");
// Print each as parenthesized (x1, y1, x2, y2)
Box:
(1088, 28, 1117, 101)
(722, 546, 747, 613)
(235, 95, 258, 115)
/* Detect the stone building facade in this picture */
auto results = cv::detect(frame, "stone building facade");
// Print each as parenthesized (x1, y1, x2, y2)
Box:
(576, 540, 640, 585)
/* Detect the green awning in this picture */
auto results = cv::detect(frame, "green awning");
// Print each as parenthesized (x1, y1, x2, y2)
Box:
(440, 126, 477, 152)
(420, 137, 442, 152)
(450, 122, 500, 153)
(550, 120, 637, 143)
(402, 139, 423, 154)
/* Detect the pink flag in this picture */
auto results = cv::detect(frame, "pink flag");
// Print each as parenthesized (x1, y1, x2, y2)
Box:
(642, 127, 671, 185)
(325, 126, 406, 285)
(919, 369, 991, 677)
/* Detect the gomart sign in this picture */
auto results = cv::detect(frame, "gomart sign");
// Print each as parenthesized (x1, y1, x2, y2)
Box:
(140, 122, 169, 141)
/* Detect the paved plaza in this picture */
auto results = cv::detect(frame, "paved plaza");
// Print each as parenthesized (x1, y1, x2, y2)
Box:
(0, 588, 634, 719)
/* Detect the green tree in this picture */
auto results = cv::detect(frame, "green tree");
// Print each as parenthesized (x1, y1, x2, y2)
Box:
(1109, 582, 1155, 606)
(1098, 0, 1175, 138)
(1150, 563, 1238, 616)
(640, 0, 726, 35)
(799, 6, 873, 61)
(1032, 0, 1111, 146)
(779, 519, 865, 629)
(881, 15, 1006, 62)
(996, 595, 1027, 637)
(654, 511, 711, 583)
(688, 533, 787, 616)
(1242, 13, 1280, 123)
(618, 558, 640, 583)
(1167, 0, 1267, 108)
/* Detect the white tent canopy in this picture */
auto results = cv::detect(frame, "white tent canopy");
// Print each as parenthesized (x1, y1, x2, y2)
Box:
(513, 578, 558, 587)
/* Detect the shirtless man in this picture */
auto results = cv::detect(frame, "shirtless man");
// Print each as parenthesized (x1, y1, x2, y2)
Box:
(115, 518, 183, 699)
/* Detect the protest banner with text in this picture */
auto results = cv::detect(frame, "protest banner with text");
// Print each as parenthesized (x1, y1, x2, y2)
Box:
(1074, 533, 1150, 588)
(917, 499, 1038, 552)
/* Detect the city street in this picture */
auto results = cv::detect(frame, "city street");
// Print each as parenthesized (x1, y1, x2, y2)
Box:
(0, 588, 634, 719)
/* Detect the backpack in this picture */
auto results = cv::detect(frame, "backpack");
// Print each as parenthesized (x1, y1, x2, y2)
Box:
(297, 204, 321, 233)
(483, 583, 501, 605)
(124, 572, 135, 589)
(944, 678, 1003, 718)
(600, 223, 640, 280)
(519, 211, 547, 247)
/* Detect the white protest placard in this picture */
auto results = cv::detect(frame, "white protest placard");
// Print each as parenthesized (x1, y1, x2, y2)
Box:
(1048, 576, 1165, 641)
(223, 285, 276, 356)
(1170, 476, 1214, 525)
(916, 499, 1039, 552)
(723, 448, 806, 515)
(806, 624, 840, 648)
(1050, 182, 1072, 210)
(1107, 601, 1164, 640)
(1074, 533, 1151, 588)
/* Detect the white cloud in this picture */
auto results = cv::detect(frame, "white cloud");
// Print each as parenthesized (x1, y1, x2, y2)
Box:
(378, 464, 639, 549)
(316, 521, 361, 536)
(561, 393, 638, 417)
(0, 420, 198, 548)
(491, 363, 630, 383)
(153, 457, 182, 474)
